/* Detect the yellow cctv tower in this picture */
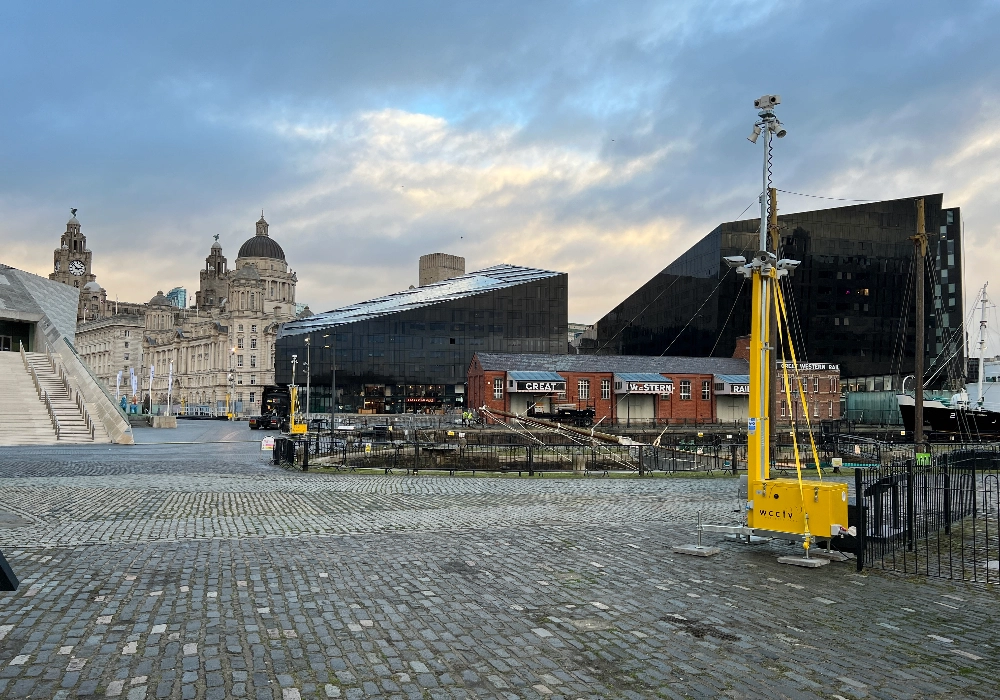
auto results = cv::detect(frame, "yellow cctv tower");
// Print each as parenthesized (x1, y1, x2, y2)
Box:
(698, 96, 850, 567)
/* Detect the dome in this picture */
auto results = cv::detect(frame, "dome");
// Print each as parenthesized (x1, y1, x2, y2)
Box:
(83, 281, 102, 292)
(237, 215, 285, 261)
(149, 290, 171, 306)
(211, 240, 222, 250)
(67, 216, 80, 226)
(238, 234, 285, 260)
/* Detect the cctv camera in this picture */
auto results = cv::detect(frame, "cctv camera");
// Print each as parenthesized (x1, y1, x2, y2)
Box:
(770, 120, 787, 138)
(723, 255, 747, 269)
(747, 125, 761, 144)
(754, 94, 780, 109)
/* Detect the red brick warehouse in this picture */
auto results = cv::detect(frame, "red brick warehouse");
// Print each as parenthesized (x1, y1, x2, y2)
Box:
(468, 353, 750, 425)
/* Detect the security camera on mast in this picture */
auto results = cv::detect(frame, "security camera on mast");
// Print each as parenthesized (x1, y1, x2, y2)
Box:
(681, 95, 853, 568)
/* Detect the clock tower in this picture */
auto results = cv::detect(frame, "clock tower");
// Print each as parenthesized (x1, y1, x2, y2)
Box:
(50, 210, 100, 321)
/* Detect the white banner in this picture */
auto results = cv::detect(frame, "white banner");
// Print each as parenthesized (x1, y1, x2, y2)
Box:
(116, 370, 122, 401)
(130, 367, 137, 398)
(149, 365, 155, 409)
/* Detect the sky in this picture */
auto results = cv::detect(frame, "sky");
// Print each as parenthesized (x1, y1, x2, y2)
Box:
(2, 1, 999, 335)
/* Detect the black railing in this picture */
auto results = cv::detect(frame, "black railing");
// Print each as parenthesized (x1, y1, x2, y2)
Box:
(274, 432, 750, 476)
(856, 446, 1000, 582)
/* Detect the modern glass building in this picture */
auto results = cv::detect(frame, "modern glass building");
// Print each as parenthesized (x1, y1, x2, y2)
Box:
(276, 264, 568, 413)
(588, 194, 964, 390)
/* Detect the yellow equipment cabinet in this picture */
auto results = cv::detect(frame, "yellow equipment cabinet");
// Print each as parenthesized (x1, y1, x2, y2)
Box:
(748, 479, 849, 539)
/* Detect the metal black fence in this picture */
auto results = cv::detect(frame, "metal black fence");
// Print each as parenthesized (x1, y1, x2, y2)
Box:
(856, 446, 1000, 582)
(272, 433, 749, 476)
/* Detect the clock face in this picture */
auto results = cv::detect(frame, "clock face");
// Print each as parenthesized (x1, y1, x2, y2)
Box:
(69, 260, 86, 276)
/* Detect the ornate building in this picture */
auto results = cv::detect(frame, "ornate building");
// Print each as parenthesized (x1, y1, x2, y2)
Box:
(49, 212, 106, 322)
(142, 215, 302, 415)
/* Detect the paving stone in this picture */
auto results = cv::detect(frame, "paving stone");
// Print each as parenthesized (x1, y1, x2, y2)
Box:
(0, 429, 995, 698)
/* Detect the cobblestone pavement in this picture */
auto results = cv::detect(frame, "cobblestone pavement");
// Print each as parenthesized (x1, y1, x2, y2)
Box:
(0, 422, 996, 699)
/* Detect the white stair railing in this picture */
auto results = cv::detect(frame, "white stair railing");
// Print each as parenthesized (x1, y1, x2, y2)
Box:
(42, 390, 61, 439)
(76, 393, 96, 440)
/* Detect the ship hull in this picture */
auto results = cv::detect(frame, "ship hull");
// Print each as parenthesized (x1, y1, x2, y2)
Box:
(897, 395, 1000, 437)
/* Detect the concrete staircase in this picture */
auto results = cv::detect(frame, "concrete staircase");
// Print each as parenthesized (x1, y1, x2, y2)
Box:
(0, 351, 60, 445)
(0, 349, 110, 445)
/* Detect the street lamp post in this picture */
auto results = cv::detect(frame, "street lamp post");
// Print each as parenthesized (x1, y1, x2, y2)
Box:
(228, 346, 236, 419)
(304, 336, 311, 420)
(290, 353, 298, 426)
(323, 332, 336, 430)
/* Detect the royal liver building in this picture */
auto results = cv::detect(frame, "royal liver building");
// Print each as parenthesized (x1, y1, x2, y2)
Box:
(142, 215, 306, 415)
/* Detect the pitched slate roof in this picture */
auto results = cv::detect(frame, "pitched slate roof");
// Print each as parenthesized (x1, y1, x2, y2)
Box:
(474, 352, 749, 376)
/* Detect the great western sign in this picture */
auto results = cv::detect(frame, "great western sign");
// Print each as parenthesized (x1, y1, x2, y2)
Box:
(626, 381, 673, 394)
(513, 380, 566, 393)
(729, 383, 750, 394)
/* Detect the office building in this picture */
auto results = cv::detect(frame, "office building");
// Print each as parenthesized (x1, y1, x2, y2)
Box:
(165, 287, 187, 309)
(276, 264, 568, 413)
(588, 194, 963, 391)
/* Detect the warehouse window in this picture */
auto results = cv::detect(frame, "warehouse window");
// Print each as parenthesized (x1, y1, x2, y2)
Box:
(493, 377, 503, 400)
(701, 380, 711, 400)
(780, 401, 786, 417)
(578, 379, 590, 400)
(829, 402, 834, 417)
(680, 380, 691, 400)
(601, 379, 611, 400)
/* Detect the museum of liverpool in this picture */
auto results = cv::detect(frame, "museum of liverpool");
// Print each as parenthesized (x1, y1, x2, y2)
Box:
(583, 193, 965, 396)
(275, 264, 568, 413)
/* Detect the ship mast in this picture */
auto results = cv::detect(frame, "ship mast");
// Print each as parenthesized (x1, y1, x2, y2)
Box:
(978, 283, 988, 408)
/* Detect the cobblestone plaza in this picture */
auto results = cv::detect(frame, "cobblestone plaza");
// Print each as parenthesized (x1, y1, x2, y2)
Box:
(0, 423, 996, 699)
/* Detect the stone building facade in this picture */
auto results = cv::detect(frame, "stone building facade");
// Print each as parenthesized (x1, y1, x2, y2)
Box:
(142, 216, 301, 415)
(48, 213, 105, 322)
(50, 212, 302, 415)
(75, 315, 145, 402)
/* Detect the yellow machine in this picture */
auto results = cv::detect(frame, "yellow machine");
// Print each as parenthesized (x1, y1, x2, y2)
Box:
(698, 97, 850, 564)
(740, 253, 849, 548)
(288, 386, 307, 434)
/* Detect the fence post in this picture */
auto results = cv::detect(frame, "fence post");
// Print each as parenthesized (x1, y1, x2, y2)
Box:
(302, 439, 309, 471)
(528, 445, 534, 477)
(855, 466, 865, 571)
(638, 446, 645, 476)
(943, 453, 951, 536)
(906, 457, 915, 551)
(731, 443, 738, 475)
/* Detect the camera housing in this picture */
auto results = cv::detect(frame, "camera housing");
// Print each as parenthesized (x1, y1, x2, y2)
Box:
(754, 94, 781, 110)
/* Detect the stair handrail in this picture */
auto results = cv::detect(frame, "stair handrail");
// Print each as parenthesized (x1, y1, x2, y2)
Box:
(19, 340, 28, 370)
(76, 393, 97, 440)
(42, 390, 61, 439)
(59, 365, 74, 401)
(27, 362, 42, 399)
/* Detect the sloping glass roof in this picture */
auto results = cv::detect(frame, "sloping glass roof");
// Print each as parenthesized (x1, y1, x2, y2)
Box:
(278, 264, 563, 338)
(507, 371, 565, 382)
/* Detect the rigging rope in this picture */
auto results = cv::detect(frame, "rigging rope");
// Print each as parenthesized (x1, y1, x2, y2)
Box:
(774, 276, 824, 480)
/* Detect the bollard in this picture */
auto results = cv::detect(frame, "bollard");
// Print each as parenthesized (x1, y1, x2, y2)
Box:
(302, 439, 309, 471)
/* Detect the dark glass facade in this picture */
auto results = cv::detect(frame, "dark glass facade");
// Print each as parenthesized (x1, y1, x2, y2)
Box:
(589, 194, 964, 387)
(276, 265, 568, 413)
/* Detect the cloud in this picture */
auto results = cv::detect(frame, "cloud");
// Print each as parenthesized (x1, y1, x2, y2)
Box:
(0, 0, 998, 335)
